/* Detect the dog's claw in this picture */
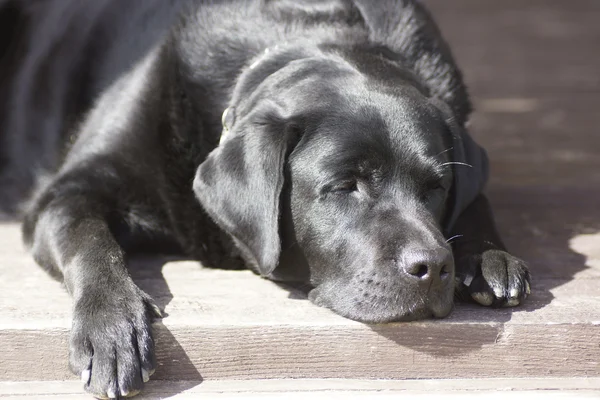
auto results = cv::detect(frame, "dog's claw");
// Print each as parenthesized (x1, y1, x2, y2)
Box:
(123, 389, 141, 398)
(505, 297, 520, 307)
(150, 303, 163, 318)
(492, 287, 504, 299)
(471, 292, 493, 306)
(120, 388, 141, 398)
(457, 249, 530, 308)
(142, 368, 154, 383)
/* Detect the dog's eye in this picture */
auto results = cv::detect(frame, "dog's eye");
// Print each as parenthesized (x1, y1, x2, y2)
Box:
(422, 182, 446, 201)
(429, 178, 450, 193)
(329, 180, 358, 194)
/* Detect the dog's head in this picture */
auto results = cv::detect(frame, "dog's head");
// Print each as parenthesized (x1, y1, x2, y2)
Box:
(193, 46, 487, 322)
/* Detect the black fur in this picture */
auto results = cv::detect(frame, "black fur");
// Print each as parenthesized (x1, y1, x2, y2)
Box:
(3, 0, 531, 398)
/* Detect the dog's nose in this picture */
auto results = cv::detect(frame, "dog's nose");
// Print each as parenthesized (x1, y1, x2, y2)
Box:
(401, 248, 453, 284)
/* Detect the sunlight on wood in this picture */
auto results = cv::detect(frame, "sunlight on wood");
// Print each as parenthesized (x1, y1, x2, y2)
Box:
(570, 232, 600, 275)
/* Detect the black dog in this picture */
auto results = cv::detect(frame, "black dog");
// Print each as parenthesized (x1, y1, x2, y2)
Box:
(16, 0, 531, 398)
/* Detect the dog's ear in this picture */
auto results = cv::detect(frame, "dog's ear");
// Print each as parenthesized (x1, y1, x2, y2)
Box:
(193, 106, 300, 276)
(436, 102, 489, 232)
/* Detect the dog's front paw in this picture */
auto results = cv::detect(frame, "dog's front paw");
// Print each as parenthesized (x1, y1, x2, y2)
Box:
(456, 249, 531, 307)
(69, 286, 162, 399)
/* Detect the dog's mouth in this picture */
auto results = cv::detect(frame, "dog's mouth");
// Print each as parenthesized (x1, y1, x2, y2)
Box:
(307, 277, 455, 323)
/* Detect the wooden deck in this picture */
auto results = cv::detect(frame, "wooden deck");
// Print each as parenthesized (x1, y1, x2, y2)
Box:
(1, 379, 600, 399)
(1, 0, 600, 397)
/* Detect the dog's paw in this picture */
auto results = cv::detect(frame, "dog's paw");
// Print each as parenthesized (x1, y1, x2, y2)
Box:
(456, 249, 531, 307)
(69, 286, 162, 399)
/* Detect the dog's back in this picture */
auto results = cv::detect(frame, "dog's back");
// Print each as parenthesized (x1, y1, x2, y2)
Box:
(0, 0, 359, 215)
(0, 0, 186, 217)
(0, 0, 469, 220)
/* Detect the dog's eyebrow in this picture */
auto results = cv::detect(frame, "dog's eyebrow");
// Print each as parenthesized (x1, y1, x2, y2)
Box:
(318, 157, 378, 181)
(427, 160, 453, 183)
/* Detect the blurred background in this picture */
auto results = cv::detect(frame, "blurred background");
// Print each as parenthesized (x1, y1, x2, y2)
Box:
(424, 0, 599, 187)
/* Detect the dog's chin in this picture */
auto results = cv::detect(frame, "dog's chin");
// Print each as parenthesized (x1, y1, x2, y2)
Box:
(307, 284, 454, 323)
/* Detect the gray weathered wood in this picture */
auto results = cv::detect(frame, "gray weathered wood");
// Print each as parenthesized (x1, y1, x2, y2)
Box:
(1, 221, 600, 381)
(1, 379, 600, 399)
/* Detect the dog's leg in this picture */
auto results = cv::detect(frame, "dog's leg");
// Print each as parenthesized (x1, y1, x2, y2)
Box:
(23, 173, 160, 399)
(449, 194, 531, 307)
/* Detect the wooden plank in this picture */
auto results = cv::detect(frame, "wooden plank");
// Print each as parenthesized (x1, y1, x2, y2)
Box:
(1, 323, 598, 382)
(1, 205, 600, 381)
(1, 379, 599, 399)
(1, 214, 600, 328)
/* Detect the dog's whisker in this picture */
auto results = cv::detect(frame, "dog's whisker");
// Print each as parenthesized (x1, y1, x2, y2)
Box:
(445, 234, 463, 243)
(440, 162, 473, 168)
(435, 147, 454, 158)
